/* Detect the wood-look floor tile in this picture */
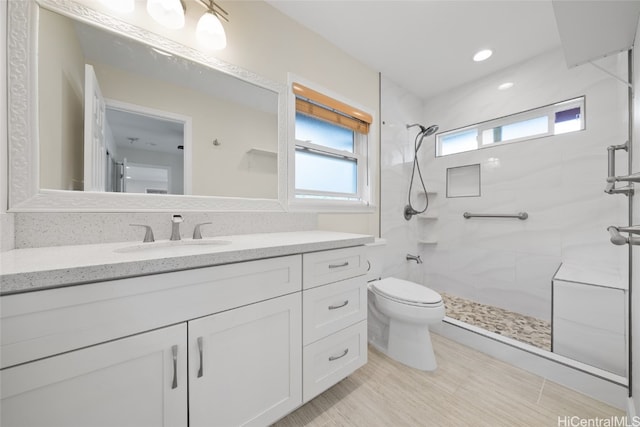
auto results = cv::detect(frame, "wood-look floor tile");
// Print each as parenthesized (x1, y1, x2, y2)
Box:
(274, 333, 624, 427)
(537, 379, 623, 420)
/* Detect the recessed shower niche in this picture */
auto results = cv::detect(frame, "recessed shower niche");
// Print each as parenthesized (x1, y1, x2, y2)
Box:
(446, 164, 480, 198)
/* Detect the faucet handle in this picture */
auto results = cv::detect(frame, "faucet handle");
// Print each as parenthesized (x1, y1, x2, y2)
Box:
(130, 224, 155, 243)
(193, 222, 212, 240)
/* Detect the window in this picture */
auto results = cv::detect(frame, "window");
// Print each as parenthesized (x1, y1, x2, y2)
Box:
(436, 97, 585, 157)
(290, 81, 373, 208)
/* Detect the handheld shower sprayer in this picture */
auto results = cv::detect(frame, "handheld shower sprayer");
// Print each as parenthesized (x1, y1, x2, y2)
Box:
(404, 123, 439, 220)
(407, 124, 439, 151)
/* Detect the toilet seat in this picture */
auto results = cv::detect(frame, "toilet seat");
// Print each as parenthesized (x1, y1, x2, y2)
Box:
(371, 278, 443, 307)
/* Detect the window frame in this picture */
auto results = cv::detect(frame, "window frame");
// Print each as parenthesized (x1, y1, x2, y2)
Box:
(436, 97, 585, 157)
(287, 74, 375, 212)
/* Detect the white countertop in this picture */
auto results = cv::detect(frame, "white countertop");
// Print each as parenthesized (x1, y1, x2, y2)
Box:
(553, 262, 626, 290)
(0, 231, 374, 295)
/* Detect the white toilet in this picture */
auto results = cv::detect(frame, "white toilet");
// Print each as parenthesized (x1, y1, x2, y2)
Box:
(366, 239, 445, 371)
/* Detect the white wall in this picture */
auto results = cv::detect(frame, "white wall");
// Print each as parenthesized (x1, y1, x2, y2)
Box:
(38, 8, 84, 191)
(631, 19, 640, 416)
(379, 75, 426, 282)
(417, 48, 628, 321)
(1, 0, 14, 251)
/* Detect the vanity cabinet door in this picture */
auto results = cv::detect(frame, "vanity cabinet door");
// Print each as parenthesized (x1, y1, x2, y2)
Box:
(0, 324, 188, 427)
(189, 293, 302, 427)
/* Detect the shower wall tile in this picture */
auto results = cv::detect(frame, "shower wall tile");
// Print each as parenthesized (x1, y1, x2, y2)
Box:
(381, 48, 629, 321)
(380, 76, 425, 281)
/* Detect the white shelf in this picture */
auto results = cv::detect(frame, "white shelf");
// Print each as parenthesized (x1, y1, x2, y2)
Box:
(417, 240, 438, 245)
(416, 215, 438, 220)
(247, 148, 277, 157)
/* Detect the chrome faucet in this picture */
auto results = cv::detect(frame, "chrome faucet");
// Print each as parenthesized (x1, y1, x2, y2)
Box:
(170, 214, 183, 241)
(406, 254, 423, 264)
(130, 224, 155, 243)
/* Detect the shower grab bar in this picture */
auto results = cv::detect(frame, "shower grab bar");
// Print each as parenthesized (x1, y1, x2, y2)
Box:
(607, 142, 628, 177)
(606, 172, 640, 183)
(605, 142, 633, 196)
(607, 225, 640, 246)
(463, 212, 528, 220)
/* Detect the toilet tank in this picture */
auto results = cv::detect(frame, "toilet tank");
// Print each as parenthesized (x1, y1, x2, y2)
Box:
(365, 238, 387, 282)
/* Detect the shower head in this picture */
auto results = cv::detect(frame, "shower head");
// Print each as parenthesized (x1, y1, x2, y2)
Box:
(410, 124, 439, 151)
(406, 123, 439, 136)
(421, 124, 439, 137)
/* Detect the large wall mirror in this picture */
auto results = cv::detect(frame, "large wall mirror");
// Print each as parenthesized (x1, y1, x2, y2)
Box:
(8, 0, 288, 211)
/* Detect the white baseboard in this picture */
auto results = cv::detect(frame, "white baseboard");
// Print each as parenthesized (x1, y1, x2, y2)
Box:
(432, 318, 628, 410)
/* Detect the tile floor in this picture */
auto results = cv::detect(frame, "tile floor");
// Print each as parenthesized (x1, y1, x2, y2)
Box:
(441, 292, 552, 350)
(274, 333, 623, 427)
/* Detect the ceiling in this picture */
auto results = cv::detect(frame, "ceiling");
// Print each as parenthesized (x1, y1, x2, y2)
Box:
(266, 1, 564, 99)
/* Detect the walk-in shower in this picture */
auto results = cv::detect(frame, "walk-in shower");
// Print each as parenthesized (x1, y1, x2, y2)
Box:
(380, 46, 631, 403)
(404, 123, 438, 221)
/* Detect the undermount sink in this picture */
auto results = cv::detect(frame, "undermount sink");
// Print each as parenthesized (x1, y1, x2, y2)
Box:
(114, 239, 231, 254)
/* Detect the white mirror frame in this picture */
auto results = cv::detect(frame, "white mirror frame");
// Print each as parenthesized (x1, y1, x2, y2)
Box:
(7, 0, 288, 212)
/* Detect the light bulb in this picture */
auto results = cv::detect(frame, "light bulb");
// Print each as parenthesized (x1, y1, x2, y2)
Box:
(473, 49, 493, 62)
(196, 12, 227, 50)
(147, 0, 185, 30)
(498, 82, 514, 90)
(99, 0, 135, 13)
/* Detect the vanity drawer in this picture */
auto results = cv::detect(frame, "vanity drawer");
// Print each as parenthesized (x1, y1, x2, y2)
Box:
(0, 255, 301, 369)
(302, 246, 367, 289)
(302, 320, 367, 403)
(303, 276, 367, 345)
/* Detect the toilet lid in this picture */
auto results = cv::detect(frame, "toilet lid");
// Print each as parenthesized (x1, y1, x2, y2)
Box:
(371, 278, 442, 305)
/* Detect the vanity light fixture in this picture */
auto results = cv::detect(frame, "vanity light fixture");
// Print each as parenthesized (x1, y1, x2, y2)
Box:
(473, 49, 493, 62)
(147, 0, 186, 30)
(498, 82, 514, 90)
(99, 0, 135, 13)
(196, 0, 229, 50)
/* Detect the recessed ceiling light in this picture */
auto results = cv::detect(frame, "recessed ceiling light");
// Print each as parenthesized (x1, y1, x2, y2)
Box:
(498, 82, 514, 90)
(473, 49, 493, 62)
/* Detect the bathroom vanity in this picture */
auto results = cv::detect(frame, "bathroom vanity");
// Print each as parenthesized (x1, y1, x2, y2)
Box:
(0, 231, 372, 426)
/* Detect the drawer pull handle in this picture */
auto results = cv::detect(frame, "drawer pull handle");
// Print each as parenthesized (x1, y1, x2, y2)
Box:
(171, 345, 178, 389)
(197, 337, 204, 378)
(328, 300, 349, 310)
(329, 348, 349, 361)
(328, 261, 349, 269)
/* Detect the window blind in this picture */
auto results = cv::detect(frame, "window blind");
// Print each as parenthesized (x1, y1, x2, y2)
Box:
(293, 83, 372, 134)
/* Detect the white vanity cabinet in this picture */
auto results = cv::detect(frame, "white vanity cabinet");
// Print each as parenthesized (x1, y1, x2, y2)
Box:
(0, 241, 372, 426)
(301, 247, 369, 402)
(1, 324, 188, 427)
(1, 255, 303, 427)
(189, 293, 302, 427)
